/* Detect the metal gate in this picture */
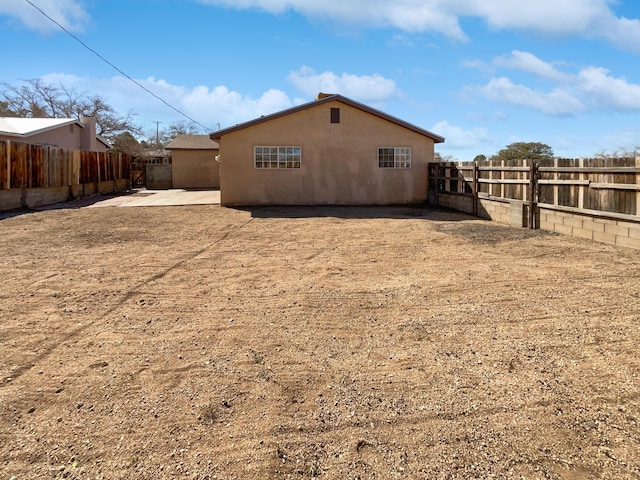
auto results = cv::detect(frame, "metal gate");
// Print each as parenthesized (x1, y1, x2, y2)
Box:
(130, 162, 146, 188)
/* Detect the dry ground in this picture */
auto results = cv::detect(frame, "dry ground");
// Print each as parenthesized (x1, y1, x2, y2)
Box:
(1, 203, 639, 479)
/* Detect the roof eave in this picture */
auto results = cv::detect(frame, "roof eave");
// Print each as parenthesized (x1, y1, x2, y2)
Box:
(209, 94, 445, 143)
(25, 119, 80, 137)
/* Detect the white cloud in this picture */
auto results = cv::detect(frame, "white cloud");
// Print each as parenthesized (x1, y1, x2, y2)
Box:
(493, 51, 570, 82)
(466, 50, 640, 115)
(461, 59, 493, 74)
(389, 34, 416, 48)
(287, 66, 400, 103)
(577, 67, 640, 110)
(40, 73, 295, 131)
(430, 120, 489, 149)
(198, 0, 468, 40)
(36, 68, 402, 131)
(5, 1, 639, 55)
(0, 0, 89, 32)
(126, 78, 296, 130)
(196, 0, 640, 53)
(475, 77, 585, 116)
(461, 0, 608, 34)
(594, 13, 640, 54)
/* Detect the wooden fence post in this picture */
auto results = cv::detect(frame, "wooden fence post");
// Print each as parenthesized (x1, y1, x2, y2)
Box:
(72, 150, 81, 185)
(473, 162, 479, 216)
(553, 157, 559, 207)
(522, 159, 527, 202)
(434, 163, 440, 205)
(528, 160, 537, 229)
(636, 155, 640, 216)
(5, 140, 10, 190)
(489, 160, 493, 197)
(444, 164, 450, 194)
(578, 157, 585, 210)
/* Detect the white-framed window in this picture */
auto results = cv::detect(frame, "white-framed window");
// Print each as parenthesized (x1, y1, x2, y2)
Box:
(254, 146, 301, 169)
(378, 147, 411, 168)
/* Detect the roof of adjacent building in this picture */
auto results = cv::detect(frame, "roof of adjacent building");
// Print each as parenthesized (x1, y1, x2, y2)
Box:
(0, 117, 79, 136)
(0, 116, 111, 147)
(209, 94, 445, 144)
(166, 134, 219, 150)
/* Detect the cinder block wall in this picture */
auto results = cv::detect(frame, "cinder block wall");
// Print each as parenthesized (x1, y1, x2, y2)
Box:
(24, 187, 69, 208)
(435, 193, 474, 214)
(0, 190, 22, 210)
(478, 199, 511, 224)
(1, 180, 131, 211)
(539, 208, 640, 249)
(473, 197, 640, 250)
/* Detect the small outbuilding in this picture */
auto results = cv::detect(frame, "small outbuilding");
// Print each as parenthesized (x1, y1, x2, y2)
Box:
(165, 134, 220, 189)
(210, 93, 444, 206)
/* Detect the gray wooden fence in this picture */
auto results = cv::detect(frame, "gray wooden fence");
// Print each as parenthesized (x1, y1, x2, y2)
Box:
(429, 157, 640, 228)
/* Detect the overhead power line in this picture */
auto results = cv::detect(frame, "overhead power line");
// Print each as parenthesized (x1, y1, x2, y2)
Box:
(24, 0, 213, 132)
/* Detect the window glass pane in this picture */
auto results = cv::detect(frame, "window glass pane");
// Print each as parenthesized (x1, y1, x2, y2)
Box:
(378, 147, 394, 168)
(395, 147, 411, 168)
(254, 146, 301, 168)
(379, 147, 411, 168)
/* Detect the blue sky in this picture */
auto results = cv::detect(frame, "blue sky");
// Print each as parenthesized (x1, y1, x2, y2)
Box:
(1, 0, 640, 159)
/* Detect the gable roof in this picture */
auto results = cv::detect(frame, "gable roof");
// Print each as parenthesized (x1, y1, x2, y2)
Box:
(166, 134, 219, 150)
(0, 117, 111, 148)
(209, 94, 445, 144)
(0, 117, 78, 136)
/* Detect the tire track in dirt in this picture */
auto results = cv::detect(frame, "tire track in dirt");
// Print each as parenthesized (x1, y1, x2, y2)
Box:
(0, 217, 255, 386)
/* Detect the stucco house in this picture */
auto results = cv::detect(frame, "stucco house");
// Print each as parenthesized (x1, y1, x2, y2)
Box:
(0, 116, 110, 152)
(165, 134, 220, 189)
(210, 93, 444, 206)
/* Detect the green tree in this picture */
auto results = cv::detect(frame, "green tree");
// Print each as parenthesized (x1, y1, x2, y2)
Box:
(111, 131, 145, 159)
(0, 79, 141, 141)
(473, 154, 487, 163)
(491, 142, 554, 161)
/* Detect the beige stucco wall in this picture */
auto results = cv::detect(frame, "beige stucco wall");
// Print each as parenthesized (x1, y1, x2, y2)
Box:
(171, 149, 220, 189)
(218, 100, 435, 205)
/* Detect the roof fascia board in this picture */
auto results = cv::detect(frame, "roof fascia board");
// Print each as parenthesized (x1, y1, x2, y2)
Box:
(210, 94, 444, 143)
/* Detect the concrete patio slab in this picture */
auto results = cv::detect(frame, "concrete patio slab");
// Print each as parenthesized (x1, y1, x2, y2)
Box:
(87, 189, 221, 208)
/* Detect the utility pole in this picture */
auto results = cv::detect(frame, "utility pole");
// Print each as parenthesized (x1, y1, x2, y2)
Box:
(153, 121, 162, 145)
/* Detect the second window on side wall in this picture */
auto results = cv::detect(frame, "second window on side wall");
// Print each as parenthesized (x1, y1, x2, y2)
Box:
(254, 146, 301, 169)
(378, 147, 411, 168)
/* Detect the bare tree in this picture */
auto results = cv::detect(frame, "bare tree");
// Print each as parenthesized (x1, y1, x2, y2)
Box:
(0, 79, 141, 141)
(594, 146, 639, 159)
(146, 120, 203, 147)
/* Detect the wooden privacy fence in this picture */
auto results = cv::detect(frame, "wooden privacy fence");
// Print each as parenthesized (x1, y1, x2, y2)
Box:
(429, 157, 640, 249)
(430, 157, 640, 221)
(0, 139, 131, 210)
(0, 139, 130, 189)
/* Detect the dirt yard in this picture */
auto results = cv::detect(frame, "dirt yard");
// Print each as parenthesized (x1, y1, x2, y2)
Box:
(1, 202, 639, 479)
